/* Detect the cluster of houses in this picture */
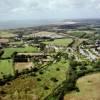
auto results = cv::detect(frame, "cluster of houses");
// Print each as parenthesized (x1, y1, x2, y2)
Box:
(95, 40, 100, 50)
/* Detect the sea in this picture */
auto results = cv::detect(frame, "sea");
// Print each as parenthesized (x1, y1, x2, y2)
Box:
(0, 19, 58, 30)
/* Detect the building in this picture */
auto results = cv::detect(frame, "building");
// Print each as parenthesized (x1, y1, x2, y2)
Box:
(95, 40, 100, 47)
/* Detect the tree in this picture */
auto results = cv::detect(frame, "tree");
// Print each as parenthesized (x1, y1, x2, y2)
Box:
(39, 43, 46, 51)
(70, 60, 78, 70)
(94, 60, 100, 68)
(63, 53, 68, 60)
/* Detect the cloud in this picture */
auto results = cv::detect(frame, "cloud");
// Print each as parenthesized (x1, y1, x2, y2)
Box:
(0, 0, 100, 20)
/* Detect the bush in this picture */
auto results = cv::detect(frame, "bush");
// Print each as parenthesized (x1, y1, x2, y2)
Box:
(93, 60, 100, 68)
(70, 61, 78, 70)
(39, 71, 44, 75)
(75, 87, 80, 92)
(50, 77, 58, 82)
(44, 86, 49, 90)
(37, 78, 41, 81)
(56, 68, 60, 71)
(0, 90, 6, 95)
(22, 69, 30, 74)
(79, 66, 87, 70)
(32, 67, 39, 72)
(32, 73, 37, 77)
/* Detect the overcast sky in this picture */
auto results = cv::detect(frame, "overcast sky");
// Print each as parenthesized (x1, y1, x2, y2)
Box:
(0, 0, 100, 21)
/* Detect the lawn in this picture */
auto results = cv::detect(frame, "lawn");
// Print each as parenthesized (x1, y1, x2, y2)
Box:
(2, 46, 39, 58)
(0, 59, 14, 79)
(43, 38, 73, 46)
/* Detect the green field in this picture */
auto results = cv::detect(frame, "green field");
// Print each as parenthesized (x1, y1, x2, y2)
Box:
(0, 59, 14, 78)
(2, 46, 39, 58)
(43, 38, 73, 46)
(0, 31, 15, 38)
(35, 60, 69, 99)
(68, 31, 86, 38)
(0, 59, 69, 99)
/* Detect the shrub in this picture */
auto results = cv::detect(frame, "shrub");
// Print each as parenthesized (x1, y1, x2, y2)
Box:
(0, 90, 6, 95)
(37, 78, 41, 81)
(79, 66, 87, 70)
(39, 71, 44, 75)
(44, 86, 49, 90)
(32, 73, 37, 77)
(75, 87, 80, 92)
(7, 82, 11, 85)
(56, 68, 60, 71)
(22, 69, 30, 74)
(50, 77, 58, 82)
(32, 67, 39, 72)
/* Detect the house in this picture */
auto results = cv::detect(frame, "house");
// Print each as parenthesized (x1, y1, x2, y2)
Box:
(95, 40, 100, 51)
(15, 34, 23, 41)
(95, 40, 100, 47)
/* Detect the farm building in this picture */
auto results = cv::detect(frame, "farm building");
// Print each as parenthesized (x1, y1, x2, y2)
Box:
(95, 40, 100, 47)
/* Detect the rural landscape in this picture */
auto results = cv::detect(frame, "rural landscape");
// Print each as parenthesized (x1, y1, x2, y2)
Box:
(0, 19, 100, 100)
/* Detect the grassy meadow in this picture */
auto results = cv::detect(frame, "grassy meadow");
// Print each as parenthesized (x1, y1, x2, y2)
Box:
(43, 38, 73, 46)
(0, 59, 69, 100)
(2, 46, 39, 58)
(0, 59, 14, 78)
(0, 31, 15, 38)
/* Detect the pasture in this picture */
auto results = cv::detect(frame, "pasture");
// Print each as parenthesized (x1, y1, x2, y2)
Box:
(0, 31, 15, 38)
(67, 31, 87, 38)
(2, 46, 39, 58)
(43, 38, 73, 46)
(0, 59, 14, 78)
(0, 59, 69, 100)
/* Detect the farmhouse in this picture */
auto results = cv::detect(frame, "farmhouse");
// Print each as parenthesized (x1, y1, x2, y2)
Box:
(95, 40, 100, 47)
(14, 52, 53, 62)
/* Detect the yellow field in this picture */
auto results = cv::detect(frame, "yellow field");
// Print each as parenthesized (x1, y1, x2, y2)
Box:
(64, 73, 100, 100)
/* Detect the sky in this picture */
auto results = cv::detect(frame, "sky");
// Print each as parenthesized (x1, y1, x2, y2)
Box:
(0, 0, 100, 21)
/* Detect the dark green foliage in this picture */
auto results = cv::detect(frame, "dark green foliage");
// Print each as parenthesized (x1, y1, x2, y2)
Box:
(32, 67, 39, 72)
(31, 73, 37, 77)
(75, 87, 80, 92)
(70, 61, 78, 70)
(56, 68, 60, 71)
(50, 77, 58, 83)
(44, 86, 49, 90)
(39, 43, 46, 51)
(37, 78, 41, 81)
(39, 71, 44, 75)
(93, 60, 100, 68)
(0, 90, 6, 95)
(0, 50, 4, 57)
(54, 52, 62, 61)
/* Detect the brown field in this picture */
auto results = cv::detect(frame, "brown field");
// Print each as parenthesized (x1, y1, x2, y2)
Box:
(64, 73, 100, 100)
(15, 62, 33, 72)
(0, 75, 38, 100)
